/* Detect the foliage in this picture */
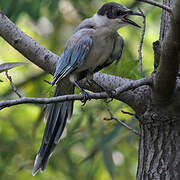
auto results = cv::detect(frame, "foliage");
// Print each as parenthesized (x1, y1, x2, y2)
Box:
(0, 0, 161, 179)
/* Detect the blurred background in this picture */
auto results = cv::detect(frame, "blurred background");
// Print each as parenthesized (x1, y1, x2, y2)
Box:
(0, 0, 161, 179)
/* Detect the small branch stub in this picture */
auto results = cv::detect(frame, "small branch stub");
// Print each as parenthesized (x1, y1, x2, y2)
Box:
(104, 103, 139, 135)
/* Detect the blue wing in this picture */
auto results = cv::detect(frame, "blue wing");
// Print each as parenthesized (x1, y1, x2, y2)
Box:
(51, 36, 92, 86)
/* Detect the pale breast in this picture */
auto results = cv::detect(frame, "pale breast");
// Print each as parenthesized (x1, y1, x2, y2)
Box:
(66, 26, 116, 74)
(77, 30, 115, 72)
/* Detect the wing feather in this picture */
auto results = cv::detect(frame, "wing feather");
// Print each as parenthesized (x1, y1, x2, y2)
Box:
(51, 36, 92, 86)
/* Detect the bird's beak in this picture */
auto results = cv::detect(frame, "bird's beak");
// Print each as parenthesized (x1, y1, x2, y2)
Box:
(121, 10, 143, 28)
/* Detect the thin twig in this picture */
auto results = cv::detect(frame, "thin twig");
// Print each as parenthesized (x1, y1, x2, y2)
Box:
(138, 8, 146, 78)
(121, 110, 135, 116)
(5, 70, 23, 98)
(104, 104, 139, 136)
(115, 77, 152, 95)
(1, 71, 47, 97)
(137, 0, 172, 13)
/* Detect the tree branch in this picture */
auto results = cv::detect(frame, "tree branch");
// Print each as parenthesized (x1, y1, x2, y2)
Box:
(104, 104, 139, 135)
(0, 77, 152, 110)
(0, 10, 58, 74)
(153, 0, 180, 101)
(79, 73, 152, 113)
(0, 10, 151, 113)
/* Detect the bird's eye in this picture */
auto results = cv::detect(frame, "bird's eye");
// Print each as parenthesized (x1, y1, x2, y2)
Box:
(117, 10, 126, 16)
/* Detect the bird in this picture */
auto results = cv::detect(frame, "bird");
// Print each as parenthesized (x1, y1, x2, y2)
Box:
(32, 2, 143, 176)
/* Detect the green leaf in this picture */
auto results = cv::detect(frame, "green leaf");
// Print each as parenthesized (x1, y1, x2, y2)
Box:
(94, 125, 122, 148)
(102, 146, 115, 180)
(83, 126, 122, 161)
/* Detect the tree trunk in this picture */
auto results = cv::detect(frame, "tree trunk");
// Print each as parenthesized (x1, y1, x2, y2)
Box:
(137, 104, 180, 180)
(159, 0, 175, 42)
(136, 0, 180, 179)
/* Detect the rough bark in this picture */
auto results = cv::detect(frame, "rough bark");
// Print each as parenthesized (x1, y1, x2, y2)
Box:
(153, 0, 180, 101)
(136, 0, 180, 179)
(159, 0, 175, 42)
(137, 115, 180, 179)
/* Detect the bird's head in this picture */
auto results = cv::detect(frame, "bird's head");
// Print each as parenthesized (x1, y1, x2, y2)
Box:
(96, 2, 143, 30)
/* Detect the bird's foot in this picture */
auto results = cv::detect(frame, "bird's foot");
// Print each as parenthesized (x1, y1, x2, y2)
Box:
(73, 80, 91, 105)
(80, 89, 91, 106)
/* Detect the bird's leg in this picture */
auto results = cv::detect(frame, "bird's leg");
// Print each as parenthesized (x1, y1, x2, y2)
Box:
(73, 80, 91, 105)
(69, 74, 90, 105)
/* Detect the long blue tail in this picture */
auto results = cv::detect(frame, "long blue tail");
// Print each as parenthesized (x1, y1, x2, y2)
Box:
(32, 81, 74, 176)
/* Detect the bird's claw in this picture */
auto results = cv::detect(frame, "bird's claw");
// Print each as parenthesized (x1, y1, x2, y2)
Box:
(87, 80, 93, 86)
(81, 90, 91, 106)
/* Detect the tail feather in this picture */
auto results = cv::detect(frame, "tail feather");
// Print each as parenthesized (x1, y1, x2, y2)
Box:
(32, 81, 74, 176)
(54, 102, 69, 144)
(67, 100, 74, 123)
(45, 103, 63, 142)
